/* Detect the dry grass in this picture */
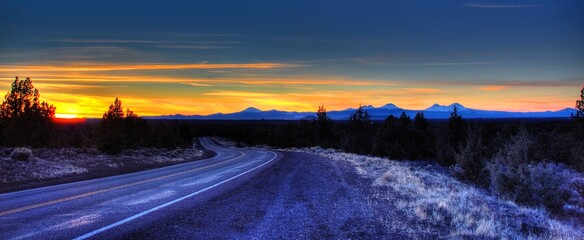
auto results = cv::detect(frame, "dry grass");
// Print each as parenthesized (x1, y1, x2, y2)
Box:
(0, 146, 203, 185)
(289, 147, 584, 239)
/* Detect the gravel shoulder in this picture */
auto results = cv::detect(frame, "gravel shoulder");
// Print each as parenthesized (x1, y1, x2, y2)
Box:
(123, 151, 413, 239)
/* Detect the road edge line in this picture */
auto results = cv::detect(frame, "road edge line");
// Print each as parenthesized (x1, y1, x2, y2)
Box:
(74, 150, 279, 240)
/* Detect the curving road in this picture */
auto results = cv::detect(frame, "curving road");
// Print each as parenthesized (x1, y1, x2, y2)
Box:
(0, 138, 280, 240)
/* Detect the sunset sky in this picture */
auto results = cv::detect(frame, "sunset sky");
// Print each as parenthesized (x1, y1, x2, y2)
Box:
(1, 0, 583, 118)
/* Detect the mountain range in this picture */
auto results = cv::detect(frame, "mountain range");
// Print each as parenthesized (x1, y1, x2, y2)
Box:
(146, 103, 577, 120)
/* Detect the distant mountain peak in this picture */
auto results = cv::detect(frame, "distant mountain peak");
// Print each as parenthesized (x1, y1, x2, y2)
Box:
(380, 103, 400, 110)
(425, 103, 468, 112)
(241, 107, 262, 113)
(450, 102, 467, 110)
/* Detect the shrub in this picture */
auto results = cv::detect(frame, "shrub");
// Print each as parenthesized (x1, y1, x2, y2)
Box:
(523, 163, 571, 213)
(454, 126, 488, 187)
(488, 128, 573, 213)
(564, 177, 584, 217)
(10, 147, 34, 161)
(488, 127, 532, 198)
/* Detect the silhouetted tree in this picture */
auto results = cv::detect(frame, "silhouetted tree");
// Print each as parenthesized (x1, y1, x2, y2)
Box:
(413, 112, 433, 159)
(95, 97, 147, 154)
(104, 97, 124, 120)
(0, 77, 55, 147)
(575, 85, 584, 121)
(414, 112, 428, 132)
(315, 104, 334, 147)
(123, 108, 150, 148)
(373, 112, 427, 160)
(343, 105, 372, 154)
(454, 125, 488, 187)
(438, 105, 466, 166)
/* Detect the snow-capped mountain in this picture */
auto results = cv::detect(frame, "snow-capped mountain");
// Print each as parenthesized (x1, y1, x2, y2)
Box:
(146, 103, 576, 120)
(424, 103, 468, 112)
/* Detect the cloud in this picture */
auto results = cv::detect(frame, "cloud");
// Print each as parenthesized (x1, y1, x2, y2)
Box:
(0, 62, 299, 72)
(463, 3, 543, 9)
(51, 39, 166, 44)
(203, 91, 275, 98)
(431, 79, 582, 88)
(404, 88, 444, 94)
(155, 45, 233, 50)
(185, 82, 214, 87)
(186, 78, 394, 87)
(0, 46, 161, 63)
(51, 39, 240, 50)
(51, 39, 240, 44)
(479, 85, 508, 91)
(33, 83, 107, 90)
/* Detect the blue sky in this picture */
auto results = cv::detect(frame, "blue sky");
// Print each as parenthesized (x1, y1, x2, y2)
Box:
(0, 0, 583, 117)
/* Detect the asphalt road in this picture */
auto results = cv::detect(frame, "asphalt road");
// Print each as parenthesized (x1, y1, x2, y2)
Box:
(124, 151, 392, 239)
(0, 138, 280, 240)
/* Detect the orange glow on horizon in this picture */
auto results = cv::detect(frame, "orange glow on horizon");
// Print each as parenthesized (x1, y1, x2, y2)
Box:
(54, 117, 86, 124)
(0, 62, 578, 118)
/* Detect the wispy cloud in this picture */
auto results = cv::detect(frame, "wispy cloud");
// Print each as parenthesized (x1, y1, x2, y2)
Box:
(51, 39, 166, 44)
(1, 72, 392, 87)
(479, 85, 508, 91)
(463, 3, 543, 9)
(346, 57, 495, 66)
(185, 82, 214, 87)
(186, 78, 394, 87)
(155, 45, 233, 50)
(430, 79, 582, 88)
(0, 62, 299, 72)
(51, 39, 240, 44)
(33, 83, 107, 90)
(0, 46, 161, 63)
(203, 91, 275, 98)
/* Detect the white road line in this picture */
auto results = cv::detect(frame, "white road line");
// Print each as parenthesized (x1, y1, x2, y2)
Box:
(74, 150, 278, 240)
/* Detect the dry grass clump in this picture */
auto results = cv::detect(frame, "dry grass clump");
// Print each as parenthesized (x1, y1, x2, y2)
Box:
(10, 147, 34, 161)
(1, 146, 203, 185)
(292, 147, 584, 239)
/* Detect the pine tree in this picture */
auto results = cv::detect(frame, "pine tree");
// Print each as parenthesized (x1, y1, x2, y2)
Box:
(344, 105, 372, 154)
(103, 97, 124, 120)
(439, 105, 466, 166)
(575, 85, 584, 120)
(95, 97, 146, 154)
(315, 104, 333, 147)
(0, 77, 55, 146)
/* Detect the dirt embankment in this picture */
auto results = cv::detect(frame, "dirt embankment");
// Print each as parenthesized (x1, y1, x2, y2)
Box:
(0, 139, 213, 194)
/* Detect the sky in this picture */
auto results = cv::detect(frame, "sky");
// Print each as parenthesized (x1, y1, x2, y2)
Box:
(0, 0, 583, 118)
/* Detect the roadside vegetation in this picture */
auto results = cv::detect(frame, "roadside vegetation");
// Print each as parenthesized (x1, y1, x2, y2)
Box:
(0, 77, 202, 190)
(291, 147, 583, 239)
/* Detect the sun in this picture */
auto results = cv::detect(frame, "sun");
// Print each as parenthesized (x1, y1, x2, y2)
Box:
(55, 113, 79, 119)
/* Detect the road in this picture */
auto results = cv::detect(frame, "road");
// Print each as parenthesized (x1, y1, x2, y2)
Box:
(0, 138, 280, 240)
(124, 151, 390, 239)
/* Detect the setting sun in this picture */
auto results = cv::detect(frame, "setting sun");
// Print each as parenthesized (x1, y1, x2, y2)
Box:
(55, 113, 79, 119)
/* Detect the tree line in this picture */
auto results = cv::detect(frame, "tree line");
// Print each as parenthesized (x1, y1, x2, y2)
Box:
(2, 76, 583, 166)
(0, 77, 193, 154)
